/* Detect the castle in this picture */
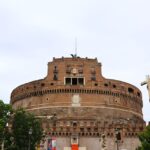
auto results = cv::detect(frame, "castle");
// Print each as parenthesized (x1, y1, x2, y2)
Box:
(10, 56, 145, 150)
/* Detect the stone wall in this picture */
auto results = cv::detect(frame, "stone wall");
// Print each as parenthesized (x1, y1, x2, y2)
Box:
(10, 57, 145, 150)
(41, 137, 140, 150)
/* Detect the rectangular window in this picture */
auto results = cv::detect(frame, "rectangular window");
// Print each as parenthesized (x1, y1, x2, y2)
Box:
(65, 77, 84, 85)
(53, 74, 58, 80)
(72, 78, 77, 85)
(91, 76, 96, 81)
(65, 78, 71, 85)
(78, 78, 84, 85)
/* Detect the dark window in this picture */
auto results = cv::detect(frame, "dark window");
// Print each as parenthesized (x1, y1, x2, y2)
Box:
(116, 132, 121, 140)
(72, 78, 77, 85)
(113, 84, 116, 88)
(78, 78, 84, 85)
(104, 83, 108, 87)
(95, 83, 98, 86)
(137, 92, 141, 97)
(53, 66, 58, 73)
(65, 77, 84, 85)
(128, 88, 134, 93)
(73, 122, 77, 128)
(53, 74, 58, 80)
(66, 78, 71, 85)
(91, 75, 96, 81)
(41, 83, 45, 87)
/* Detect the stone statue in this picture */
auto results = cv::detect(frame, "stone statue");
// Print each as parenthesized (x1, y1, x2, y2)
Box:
(70, 54, 77, 58)
(141, 75, 150, 101)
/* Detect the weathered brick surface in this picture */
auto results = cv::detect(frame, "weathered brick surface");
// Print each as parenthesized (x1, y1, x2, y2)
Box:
(10, 57, 145, 150)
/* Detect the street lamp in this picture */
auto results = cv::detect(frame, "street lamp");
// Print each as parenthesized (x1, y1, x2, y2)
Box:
(115, 128, 121, 150)
(101, 133, 107, 150)
(28, 128, 32, 150)
(1, 111, 14, 150)
(1, 122, 9, 150)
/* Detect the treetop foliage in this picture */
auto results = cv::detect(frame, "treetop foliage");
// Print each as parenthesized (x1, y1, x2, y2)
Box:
(0, 100, 43, 150)
(137, 125, 150, 150)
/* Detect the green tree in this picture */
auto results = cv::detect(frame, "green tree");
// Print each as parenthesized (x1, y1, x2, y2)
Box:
(0, 100, 12, 148)
(7, 109, 43, 150)
(137, 125, 150, 150)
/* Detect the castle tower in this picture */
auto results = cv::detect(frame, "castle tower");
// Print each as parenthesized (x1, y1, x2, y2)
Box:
(11, 57, 145, 150)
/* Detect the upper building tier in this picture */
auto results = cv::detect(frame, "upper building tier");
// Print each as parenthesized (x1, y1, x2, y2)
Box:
(10, 57, 143, 119)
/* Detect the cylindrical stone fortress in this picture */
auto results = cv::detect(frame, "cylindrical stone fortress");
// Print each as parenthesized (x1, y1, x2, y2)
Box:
(11, 57, 145, 150)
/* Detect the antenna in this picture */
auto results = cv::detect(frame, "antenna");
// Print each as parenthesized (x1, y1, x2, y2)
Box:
(71, 38, 78, 58)
(75, 37, 77, 57)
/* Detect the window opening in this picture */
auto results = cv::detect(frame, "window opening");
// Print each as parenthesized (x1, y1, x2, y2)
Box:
(41, 83, 45, 87)
(128, 88, 134, 93)
(65, 77, 84, 85)
(53, 74, 58, 80)
(53, 66, 58, 73)
(65, 78, 71, 85)
(73, 122, 77, 128)
(113, 84, 116, 88)
(78, 78, 84, 85)
(104, 83, 108, 87)
(137, 92, 140, 97)
(72, 78, 77, 85)
(95, 83, 98, 86)
(91, 76, 96, 81)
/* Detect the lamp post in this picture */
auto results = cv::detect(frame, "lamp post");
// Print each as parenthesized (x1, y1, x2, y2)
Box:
(101, 133, 107, 150)
(28, 128, 32, 150)
(115, 128, 120, 150)
(1, 111, 11, 150)
(1, 122, 9, 150)
(1, 140, 4, 150)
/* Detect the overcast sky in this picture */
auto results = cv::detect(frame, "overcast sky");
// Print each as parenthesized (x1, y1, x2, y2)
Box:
(0, 0, 150, 122)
